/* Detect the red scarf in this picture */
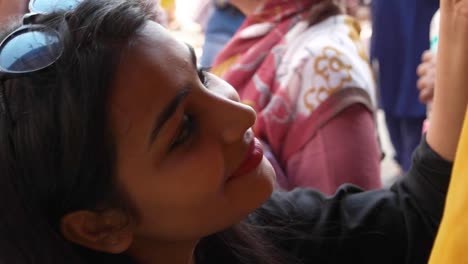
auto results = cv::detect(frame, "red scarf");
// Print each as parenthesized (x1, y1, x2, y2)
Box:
(212, 0, 326, 160)
(212, 0, 323, 93)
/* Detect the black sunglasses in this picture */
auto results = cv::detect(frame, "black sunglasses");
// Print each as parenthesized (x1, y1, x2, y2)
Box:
(0, 0, 80, 74)
(0, 0, 80, 135)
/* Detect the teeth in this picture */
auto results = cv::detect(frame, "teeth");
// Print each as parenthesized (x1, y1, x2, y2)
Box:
(244, 129, 254, 144)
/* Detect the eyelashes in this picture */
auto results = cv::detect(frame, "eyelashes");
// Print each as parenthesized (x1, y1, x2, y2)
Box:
(168, 68, 206, 151)
(197, 67, 211, 87)
(169, 114, 196, 151)
(168, 67, 211, 151)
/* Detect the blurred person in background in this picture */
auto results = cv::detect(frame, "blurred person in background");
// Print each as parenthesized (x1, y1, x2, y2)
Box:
(370, 0, 439, 174)
(200, 0, 245, 68)
(212, 0, 382, 194)
(160, 0, 177, 28)
(341, 0, 359, 16)
(417, 9, 439, 133)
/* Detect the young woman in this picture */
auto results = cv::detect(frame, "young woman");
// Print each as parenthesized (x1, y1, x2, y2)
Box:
(212, 0, 382, 193)
(0, 0, 466, 263)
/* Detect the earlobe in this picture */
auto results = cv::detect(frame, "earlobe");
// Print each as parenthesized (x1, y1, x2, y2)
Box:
(60, 210, 134, 254)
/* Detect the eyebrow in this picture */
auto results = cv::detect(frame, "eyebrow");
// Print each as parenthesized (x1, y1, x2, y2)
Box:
(147, 44, 196, 148)
(186, 43, 198, 70)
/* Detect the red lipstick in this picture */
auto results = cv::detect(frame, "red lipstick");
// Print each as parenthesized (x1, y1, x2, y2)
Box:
(229, 138, 264, 180)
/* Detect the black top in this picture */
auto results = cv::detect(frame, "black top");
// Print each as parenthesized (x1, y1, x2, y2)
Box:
(250, 138, 452, 264)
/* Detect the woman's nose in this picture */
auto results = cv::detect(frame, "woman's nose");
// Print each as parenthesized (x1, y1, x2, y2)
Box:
(205, 93, 257, 144)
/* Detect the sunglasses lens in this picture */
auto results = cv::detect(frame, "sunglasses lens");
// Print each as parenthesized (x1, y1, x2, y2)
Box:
(29, 0, 80, 13)
(0, 28, 62, 73)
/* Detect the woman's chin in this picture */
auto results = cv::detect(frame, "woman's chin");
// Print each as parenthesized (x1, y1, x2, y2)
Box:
(260, 157, 276, 193)
(224, 157, 275, 216)
(248, 157, 276, 206)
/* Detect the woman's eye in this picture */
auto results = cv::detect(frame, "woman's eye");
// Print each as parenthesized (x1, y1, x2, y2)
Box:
(197, 68, 211, 87)
(169, 114, 195, 150)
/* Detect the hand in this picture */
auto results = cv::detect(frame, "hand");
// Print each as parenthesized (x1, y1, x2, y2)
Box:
(417, 50, 436, 104)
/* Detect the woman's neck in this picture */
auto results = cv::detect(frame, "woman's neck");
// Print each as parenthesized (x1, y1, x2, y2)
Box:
(128, 239, 197, 264)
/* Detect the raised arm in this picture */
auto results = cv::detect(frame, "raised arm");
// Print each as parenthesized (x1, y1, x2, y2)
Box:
(427, 2, 468, 263)
(426, 0, 468, 160)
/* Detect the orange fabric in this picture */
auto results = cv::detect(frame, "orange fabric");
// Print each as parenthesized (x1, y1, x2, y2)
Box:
(429, 108, 468, 263)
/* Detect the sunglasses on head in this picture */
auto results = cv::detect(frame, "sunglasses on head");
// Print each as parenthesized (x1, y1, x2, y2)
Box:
(0, 0, 80, 134)
(0, 0, 80, 74)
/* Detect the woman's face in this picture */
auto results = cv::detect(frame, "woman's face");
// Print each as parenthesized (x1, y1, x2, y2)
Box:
(110, 22, 275, 244)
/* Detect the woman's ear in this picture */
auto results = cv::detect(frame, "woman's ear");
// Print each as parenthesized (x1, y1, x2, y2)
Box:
(60, 210, 134, 254)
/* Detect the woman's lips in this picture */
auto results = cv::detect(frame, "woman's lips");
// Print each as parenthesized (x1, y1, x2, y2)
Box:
(228, 138, 264, 180)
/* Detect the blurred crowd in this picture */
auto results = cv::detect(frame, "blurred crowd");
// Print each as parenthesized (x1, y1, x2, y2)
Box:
(154, 0, 440, 190)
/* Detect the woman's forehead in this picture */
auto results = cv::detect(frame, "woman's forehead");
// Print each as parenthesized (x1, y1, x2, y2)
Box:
(138, 22, 188, 54)
(124, 21, 192, 76)
(114, 22, 191, 85)
(109, 22, 194, 131)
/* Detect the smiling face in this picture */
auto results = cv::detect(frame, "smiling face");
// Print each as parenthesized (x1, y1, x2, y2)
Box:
(109, 22, 275, 245)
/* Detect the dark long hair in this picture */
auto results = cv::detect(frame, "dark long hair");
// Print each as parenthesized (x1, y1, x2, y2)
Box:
(308, 0, 343, 26)
(0, 1, 285, 263)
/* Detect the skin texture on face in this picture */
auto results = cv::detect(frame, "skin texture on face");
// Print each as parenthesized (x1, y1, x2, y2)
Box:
(107, 22, 275, 261)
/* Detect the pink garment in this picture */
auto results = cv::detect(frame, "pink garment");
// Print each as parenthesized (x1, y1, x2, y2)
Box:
(212, 0, 381, 193)
(284, 89, 381, 194)
(263, 88, 381, 194)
